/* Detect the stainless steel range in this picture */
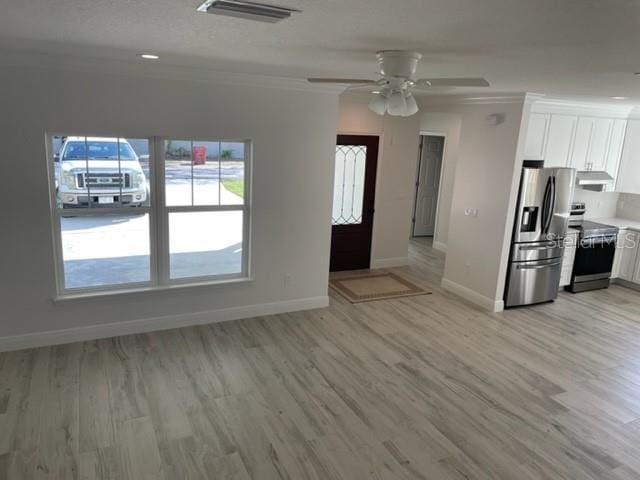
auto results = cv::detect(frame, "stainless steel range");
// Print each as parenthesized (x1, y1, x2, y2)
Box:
(566, 206, 618, 293)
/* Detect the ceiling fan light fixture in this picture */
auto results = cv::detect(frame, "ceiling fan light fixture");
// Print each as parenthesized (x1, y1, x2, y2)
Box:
(386, 90, 408, 116)
(403, 93, 419, 116)
(368, 95, 387, 115)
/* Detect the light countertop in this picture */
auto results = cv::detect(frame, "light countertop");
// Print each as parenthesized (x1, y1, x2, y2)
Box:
(592, 217, 640, 232)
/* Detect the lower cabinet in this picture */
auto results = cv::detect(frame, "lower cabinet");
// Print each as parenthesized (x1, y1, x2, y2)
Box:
(612, 230, 640, 281)
(559, 232, 578, 288)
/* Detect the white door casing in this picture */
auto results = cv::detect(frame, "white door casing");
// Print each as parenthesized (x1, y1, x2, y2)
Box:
(413, 136, 444, 237)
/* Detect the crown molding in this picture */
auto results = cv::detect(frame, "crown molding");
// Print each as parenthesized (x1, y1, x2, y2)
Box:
(418, 93, 528, 107)
(528, 95, 635, 118)
(0, 49, 345, 94)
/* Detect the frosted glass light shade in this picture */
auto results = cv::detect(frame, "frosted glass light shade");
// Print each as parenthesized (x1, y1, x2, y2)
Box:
(403, 93, 419, 116)
(368, 95, 386, 115)
(386, 91, 407, 116)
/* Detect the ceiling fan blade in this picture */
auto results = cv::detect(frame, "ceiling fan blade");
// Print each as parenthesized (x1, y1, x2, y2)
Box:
(307, 78, 377, 84)
(415, 77, 490, 87)
(346, 82, 385, 91)
(411, 86, 455, 93)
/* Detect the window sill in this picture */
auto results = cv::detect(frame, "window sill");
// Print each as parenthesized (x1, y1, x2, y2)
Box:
(53, 276, 253, 303)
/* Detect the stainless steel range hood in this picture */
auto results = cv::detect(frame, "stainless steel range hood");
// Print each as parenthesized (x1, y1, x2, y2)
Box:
(575, 171, 615, 192)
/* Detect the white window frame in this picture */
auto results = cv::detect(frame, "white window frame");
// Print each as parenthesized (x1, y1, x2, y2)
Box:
(46, 133, 252, 298)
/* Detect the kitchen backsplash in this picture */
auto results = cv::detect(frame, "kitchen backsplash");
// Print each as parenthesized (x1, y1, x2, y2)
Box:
(617, 193, 640, 221)
(572, 189, 619, 218)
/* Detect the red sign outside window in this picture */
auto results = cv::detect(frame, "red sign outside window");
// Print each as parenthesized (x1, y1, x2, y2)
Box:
(193, 146, 206, 165)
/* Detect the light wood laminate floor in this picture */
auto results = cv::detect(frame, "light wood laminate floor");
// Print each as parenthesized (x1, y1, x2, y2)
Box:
(3, 238, 640, 479)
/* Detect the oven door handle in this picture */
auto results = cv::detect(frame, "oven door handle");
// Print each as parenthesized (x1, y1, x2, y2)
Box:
(517, 261, 562, 270)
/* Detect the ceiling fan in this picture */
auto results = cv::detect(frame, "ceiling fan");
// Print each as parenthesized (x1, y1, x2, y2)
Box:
(308, 50, 490, 117)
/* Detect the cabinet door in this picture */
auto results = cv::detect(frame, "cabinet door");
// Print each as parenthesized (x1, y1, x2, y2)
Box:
(615, 120, 640, 194)
(559, 233, 578, 287)
(618, 231, 640, 281)
(605, 119, 627, 186)
(570, 117, 594, 170)
(544, 115, 577, 168)
(633, 234, 640, 283)
(612, 230, 626, 278)
(588, 118, 614, 171)
(524, 113, 550, 160)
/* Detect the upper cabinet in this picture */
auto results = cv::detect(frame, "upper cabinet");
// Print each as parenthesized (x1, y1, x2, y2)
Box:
(606, 119, 627, 181)
(569, 117, 593, 171)
(617, 120, 640, 194)
(524, 106, 629, 192)
(568, 117, 615, 172)
(544, 115, 577, 168)
(524, 113, 550, 160)
(587, 118, 614, 171)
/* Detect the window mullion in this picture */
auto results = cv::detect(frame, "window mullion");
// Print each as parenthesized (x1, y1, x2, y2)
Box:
(155, 137, 170, 285)
(147, 137, 159, 287)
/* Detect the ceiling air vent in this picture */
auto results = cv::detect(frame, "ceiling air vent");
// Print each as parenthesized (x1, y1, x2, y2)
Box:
(196, 0, 300, 23)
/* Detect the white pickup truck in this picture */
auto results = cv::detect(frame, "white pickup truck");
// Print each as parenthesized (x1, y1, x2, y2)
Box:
(55, 137, 148, 207)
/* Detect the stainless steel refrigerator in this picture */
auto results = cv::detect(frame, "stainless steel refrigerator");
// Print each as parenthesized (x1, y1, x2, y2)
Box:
(504, 167, 576, 308)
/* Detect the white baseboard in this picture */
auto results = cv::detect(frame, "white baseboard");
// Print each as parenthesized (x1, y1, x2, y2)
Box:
(432, 241, 447, 253)
(441, 278, 504, 313)
(0, 296, 329, 353)
(371, 257, 410, 269)
(612, 278, 640, 292)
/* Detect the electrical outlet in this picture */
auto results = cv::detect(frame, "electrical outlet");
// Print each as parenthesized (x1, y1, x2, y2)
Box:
(284, 273, 292, 286)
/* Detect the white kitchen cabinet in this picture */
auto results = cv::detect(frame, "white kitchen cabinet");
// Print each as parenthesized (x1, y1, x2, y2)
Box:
(524, 113, 550, 160)
(588, 118, 614, 171)
(569, 116, 613, 171)
(612, 230, 640, 281)
(559, 231, 579, 288)
(526, 109, 628, 191)
(616, 120, 640, 194)
(612, 230, 625, 279)
(544, 115, 577, 168)
(569, 117, 594, 171)
(634, 237, 640, 284)
(603, 119, 627, 191)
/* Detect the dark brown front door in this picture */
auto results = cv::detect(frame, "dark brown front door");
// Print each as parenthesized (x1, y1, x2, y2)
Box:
(330, 135, 379, 272)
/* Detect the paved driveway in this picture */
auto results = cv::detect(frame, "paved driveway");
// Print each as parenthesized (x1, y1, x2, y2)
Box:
(61, 182, 243, 289)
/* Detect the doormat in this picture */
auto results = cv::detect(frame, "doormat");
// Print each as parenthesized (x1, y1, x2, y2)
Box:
(329, 272, 431, 304)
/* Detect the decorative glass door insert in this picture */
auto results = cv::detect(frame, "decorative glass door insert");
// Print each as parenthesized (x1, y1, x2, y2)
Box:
(332, 144, 367, 225)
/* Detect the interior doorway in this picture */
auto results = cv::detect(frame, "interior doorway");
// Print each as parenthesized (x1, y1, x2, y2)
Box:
(412, 135, 444, 237)
(330, 135, 379, 272)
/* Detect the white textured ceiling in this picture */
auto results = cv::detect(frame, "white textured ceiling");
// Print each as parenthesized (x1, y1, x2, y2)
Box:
(2, 0, 640, 99)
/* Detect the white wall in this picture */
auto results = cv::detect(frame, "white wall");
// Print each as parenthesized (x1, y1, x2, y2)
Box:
(337, 98, 420, 267)
(418, 112, 462, 251)
(0, 64, 339, 347)
(573, 189, 620, 219)
(617, 193, 640, 221)
(420, 96, 528, 311)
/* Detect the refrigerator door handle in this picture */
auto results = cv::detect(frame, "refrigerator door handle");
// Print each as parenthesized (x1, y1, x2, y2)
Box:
(517, 261, 562, 270)
(519, 243, 556, 251)
(540, 177, 552, 234)
(544, 176, 556, 234)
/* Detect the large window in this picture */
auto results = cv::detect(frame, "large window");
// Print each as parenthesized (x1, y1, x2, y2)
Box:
(49, 135, 250, 295)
